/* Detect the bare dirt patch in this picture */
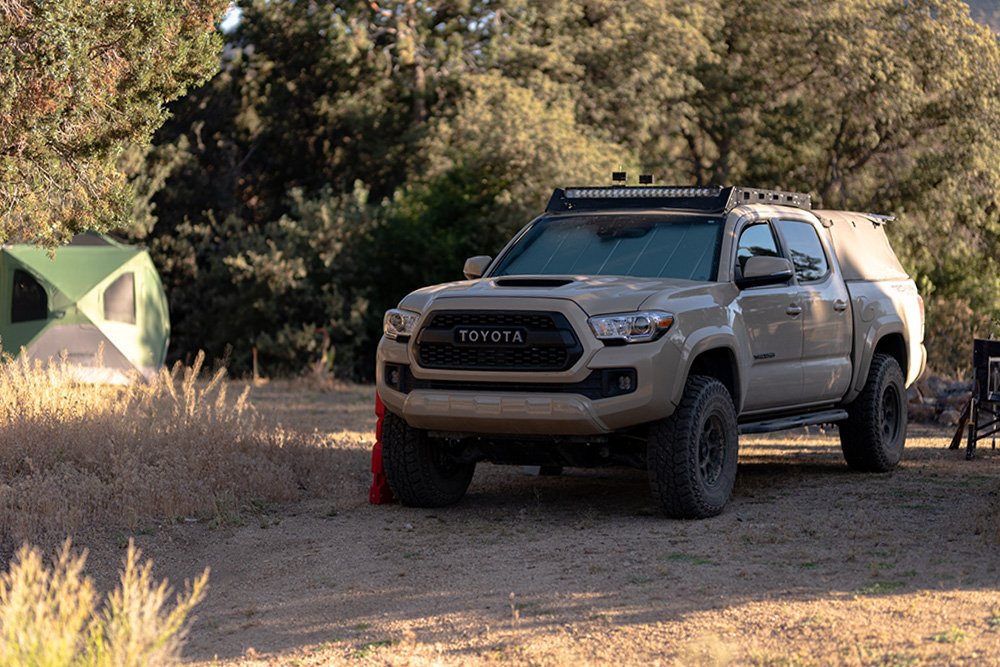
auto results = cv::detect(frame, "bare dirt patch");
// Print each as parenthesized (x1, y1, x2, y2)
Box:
(69, 382, 1000, 665)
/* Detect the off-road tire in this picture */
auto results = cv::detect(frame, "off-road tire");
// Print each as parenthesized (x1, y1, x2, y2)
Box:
(647, 376, 739, 519)
(839, 353, 907, 472)
(382, 412, 475, 507)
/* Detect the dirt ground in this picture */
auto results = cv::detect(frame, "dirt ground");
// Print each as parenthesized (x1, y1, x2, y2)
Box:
(78, 381, 1000, 666)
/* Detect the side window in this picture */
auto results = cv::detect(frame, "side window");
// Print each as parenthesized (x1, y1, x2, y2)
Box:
(735, 223, 780, 274)
(104, 272, 136, 324)
(11, 270, 47, 323)
(777, 220, 829, 282)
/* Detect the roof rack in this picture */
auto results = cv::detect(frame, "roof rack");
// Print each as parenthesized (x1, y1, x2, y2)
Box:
(545, 186, 812, 214)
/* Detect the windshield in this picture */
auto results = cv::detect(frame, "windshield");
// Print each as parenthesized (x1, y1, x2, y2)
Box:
(490, 214, 724, 281)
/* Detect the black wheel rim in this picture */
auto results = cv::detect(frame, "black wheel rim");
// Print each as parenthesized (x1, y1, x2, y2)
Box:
(881, 384, 902, 444)
(428, 439, 466, 476)
(699, 412, 726, 486)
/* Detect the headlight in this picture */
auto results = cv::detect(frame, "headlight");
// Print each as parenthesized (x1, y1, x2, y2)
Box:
(383, 309, 420, 340)
(588, 310, 674, 344)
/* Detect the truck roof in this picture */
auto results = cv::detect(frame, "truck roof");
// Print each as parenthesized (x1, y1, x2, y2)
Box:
(544, 186, 908, 281)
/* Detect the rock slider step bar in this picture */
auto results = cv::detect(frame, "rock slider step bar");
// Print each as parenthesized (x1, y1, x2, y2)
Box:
(739, 409, 848, 435)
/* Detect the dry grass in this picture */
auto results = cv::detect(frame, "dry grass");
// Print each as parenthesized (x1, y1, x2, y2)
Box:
(0, 539, 206, 667)
(0, 352, 338, 542)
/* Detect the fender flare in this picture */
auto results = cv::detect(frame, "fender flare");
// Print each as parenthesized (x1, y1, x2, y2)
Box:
(851, 318, 905, 395)
(669, 327, 745, 412)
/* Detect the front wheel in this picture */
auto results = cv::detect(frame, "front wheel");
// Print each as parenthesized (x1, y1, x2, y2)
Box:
(647, 376, 739, 519)
(382, 412, 475, 507)
(839, 353, 907, 472)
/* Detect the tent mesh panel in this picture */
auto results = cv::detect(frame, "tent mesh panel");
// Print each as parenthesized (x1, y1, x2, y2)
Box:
(104, 272, 135, 324)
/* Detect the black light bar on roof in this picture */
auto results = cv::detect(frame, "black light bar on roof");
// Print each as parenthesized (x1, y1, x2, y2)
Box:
(547, 185, 812, 214)
(564, 186, 721, 199)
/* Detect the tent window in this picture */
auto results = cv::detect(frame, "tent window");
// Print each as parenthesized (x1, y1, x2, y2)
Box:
(11, 270, 47, 323)
(104, 272, 135, 324)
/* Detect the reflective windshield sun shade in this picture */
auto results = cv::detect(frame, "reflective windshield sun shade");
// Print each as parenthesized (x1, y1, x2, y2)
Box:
(492, 215, 724, 281)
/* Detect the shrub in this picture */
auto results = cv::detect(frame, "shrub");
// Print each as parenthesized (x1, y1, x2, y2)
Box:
(0, 540, 206, 667)
(924, 295, 996, 378)
(0, 351, 335, 542)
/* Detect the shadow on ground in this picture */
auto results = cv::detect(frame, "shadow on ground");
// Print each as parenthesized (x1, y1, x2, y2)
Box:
(113, 429, 1000, 662)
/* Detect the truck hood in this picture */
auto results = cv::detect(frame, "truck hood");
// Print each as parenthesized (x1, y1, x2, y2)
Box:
(397, 275, 704, 316)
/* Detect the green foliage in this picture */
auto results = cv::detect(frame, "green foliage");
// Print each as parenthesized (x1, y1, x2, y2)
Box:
(149, 185, 379, 376)
(368, 71, 623, 306)
(0, 0, 228, 245)
(664, 0, 1000, 376)
(138, 0, 1000, 378)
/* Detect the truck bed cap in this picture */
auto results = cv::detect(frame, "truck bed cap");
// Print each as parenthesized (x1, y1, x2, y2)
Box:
(816, 210, 909, 281)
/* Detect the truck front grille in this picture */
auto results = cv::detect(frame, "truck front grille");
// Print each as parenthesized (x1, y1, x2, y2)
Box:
(415, 311, 583, 372)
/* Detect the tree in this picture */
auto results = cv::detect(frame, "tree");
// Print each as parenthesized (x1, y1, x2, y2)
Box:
(138, 0, 498, 375)
(140, 0, 1000, 378)
(360, 72, 625, 374)
(0, 0, 228, 244)
(485, 0, 716, 170)
(653, 0, 1000, 373)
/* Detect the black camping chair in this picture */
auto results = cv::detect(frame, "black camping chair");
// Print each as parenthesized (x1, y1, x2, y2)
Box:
(950, 339, 1000, 459)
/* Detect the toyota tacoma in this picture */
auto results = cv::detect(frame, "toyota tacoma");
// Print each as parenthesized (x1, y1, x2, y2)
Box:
(375, 184, 926, 518)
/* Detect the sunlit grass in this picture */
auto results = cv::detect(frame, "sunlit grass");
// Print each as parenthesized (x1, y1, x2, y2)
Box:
(0, 352, 347, 541)
(0, 540, 206, 667)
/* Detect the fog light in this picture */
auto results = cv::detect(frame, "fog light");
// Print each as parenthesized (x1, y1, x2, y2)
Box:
(384, 363, 409, 393)
(601, 369, 637, 398)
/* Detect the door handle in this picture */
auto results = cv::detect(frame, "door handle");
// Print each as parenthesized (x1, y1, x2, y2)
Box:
(834, 299, 848, 312)
(786, 304, 802, 316)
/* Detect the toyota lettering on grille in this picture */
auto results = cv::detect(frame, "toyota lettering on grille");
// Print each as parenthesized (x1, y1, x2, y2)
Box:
(453, 327, 529, 346)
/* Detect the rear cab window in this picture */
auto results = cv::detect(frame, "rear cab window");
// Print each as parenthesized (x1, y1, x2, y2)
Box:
(775, 220, 830, 282)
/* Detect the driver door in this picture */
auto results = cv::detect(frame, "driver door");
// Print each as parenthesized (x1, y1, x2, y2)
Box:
(733, 221, 804, 411)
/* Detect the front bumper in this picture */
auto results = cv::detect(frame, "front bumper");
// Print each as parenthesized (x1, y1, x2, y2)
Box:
(396, 390, 610, 435)
(376, 299, 682, 436)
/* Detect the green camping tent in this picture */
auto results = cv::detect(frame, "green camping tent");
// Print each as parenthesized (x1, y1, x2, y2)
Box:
(0, 233, 170, 382)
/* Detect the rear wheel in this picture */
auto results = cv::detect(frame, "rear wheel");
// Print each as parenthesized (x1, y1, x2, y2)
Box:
(382, 412, 475, 507)
(839, 353, 907, 472)
(647, 376, 739, 519)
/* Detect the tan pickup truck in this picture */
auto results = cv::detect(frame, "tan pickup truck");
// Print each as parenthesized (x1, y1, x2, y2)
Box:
(376, 185, 926, 518)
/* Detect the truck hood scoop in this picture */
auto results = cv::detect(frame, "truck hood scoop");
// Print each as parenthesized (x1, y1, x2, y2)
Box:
(494, 278, 574, 288)
(399, 274, 704, 316)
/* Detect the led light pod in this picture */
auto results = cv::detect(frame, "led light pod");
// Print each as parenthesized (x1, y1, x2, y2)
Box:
(564, 186, 721, 200)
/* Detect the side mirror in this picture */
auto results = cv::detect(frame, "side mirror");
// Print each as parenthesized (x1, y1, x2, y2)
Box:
(463, 255, 492, 280)
(736, 256, 794, 289)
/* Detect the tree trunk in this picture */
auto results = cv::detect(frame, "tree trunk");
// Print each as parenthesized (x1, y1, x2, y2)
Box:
(406, 0, 426, 124)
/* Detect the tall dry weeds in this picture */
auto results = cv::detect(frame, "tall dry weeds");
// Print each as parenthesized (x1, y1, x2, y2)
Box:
(0, 539, 206, 667)
(0, 352, 331, 542)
